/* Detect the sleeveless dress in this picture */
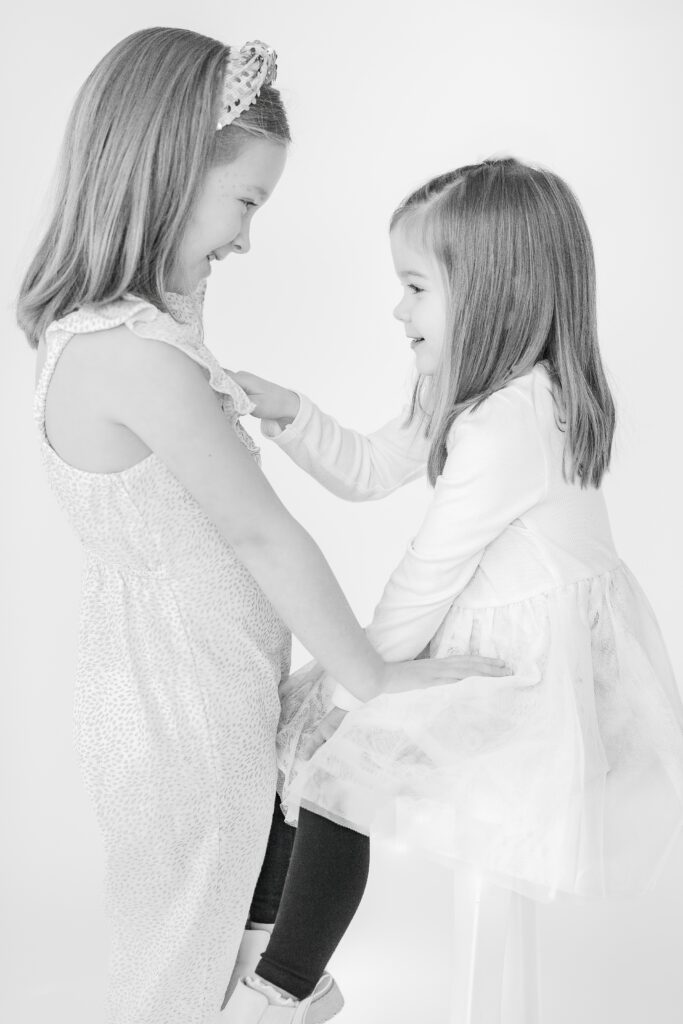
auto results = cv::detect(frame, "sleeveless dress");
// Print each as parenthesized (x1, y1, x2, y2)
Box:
(270, 365, 683, 902)
(35, 288, 291, 1024)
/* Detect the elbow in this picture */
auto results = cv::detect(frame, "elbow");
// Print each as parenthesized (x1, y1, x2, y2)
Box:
(217, 513, 276, 554)
(226, 516, 304, 562)
(357, 483, 399, 502)
(329, 481, 395, 502)
(351, 490, 392, 503)
(228, 528, 278, 557)
(228, 532, 290, 577)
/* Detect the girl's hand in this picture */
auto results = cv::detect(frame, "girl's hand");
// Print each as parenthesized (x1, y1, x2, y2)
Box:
(381, 654, 510, 694)
(231, 370, 300, 428)
(300, 707, 348, 761)
(299, 655, 510, 761)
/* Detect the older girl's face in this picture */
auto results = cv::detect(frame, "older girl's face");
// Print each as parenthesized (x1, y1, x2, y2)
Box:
(391, 223, 448, 376)
(170, 137, 287, 294)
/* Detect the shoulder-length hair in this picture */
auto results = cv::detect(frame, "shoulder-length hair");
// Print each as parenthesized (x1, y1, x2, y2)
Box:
(392, 158, 615, 489)
(17, 27, 291, 348)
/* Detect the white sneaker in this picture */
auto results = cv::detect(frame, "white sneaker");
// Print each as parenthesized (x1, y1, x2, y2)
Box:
(222, 928, 272, 1008)
(221, 973, 344, 1023)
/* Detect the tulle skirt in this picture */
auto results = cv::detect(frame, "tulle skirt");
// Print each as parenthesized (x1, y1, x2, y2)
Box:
(276, 563, 683, 901)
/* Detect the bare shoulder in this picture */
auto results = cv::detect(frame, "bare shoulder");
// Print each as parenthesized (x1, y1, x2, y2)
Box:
(57, 323, 200, 376)
(55, 324, 212, 414)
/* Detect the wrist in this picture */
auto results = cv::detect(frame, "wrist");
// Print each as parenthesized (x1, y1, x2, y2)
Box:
(335, 654, 386, 705)
(331, 682, 365, 711)
(357, 657, 387, 701)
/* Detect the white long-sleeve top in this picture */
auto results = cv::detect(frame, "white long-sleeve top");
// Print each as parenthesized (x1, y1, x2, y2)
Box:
(262, 365, 619, 663)
(266, 368, 683, 902)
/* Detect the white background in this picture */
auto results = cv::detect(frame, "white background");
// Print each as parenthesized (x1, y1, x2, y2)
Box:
(2, 1, 682, 1022)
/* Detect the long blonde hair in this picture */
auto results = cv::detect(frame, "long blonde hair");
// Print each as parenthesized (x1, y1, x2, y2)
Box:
(393, 158, 615, 488)
(17, 27, 290, 348)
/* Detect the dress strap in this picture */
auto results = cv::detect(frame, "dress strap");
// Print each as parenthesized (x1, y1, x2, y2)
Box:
(126, 289, 254, 416)
(34, 288, 255, 441)
(34, 325, 69, 440)
(33, 296, 162, 442)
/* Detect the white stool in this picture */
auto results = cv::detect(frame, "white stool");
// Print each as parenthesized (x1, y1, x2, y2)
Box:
(450, 869, 541, 1024)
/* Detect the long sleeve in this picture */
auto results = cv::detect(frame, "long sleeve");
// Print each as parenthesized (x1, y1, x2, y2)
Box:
(365, 384, 549, 661)
(262, 393, 430, 500)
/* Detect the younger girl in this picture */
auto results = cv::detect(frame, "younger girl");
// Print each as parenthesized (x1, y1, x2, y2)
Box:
(19, 31, 499, 1024)
(223, 158, 683, 1022)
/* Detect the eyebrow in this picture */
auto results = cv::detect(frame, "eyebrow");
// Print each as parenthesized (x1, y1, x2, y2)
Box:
(398, 270, 429, 279)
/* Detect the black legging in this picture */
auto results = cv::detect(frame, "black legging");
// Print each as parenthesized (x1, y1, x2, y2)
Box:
(248, 794, 297, 925)
(248, 796, 370, 1000)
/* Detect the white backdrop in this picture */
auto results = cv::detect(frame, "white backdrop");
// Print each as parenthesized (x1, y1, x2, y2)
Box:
(2, 1, 682, 1022)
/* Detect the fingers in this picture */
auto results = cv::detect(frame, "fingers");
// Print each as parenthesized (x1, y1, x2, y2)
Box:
(232, 370, 260, 392)
(299, 732, 321, 761)
(300, 725, 332, 761)
(325, 707, 349, 728)
(438, 655, 512, 678)
(465, 656, 510, 676)
(299, 708, 348, 761)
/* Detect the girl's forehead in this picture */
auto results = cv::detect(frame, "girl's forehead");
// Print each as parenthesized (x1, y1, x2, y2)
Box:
(210, 140, 287, 194)
(390, 220, 434, 270)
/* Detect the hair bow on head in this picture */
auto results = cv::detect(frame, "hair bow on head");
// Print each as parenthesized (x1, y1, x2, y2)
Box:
(216, 39, 278, 130)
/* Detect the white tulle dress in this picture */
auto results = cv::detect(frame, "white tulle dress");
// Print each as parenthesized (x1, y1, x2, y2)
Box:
(269, 364, 683, 902)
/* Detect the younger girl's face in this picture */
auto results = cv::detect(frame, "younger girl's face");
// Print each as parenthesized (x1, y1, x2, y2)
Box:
(390, 224, 448, 376)
(170, 137, 287, 294)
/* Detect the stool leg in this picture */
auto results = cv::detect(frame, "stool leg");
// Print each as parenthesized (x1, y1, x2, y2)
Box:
(450, 869, 512, 1024)
(501, 893, 541, 1024)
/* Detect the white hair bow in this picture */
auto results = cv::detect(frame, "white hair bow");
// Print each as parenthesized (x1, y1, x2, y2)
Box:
(216, 40, 278, 131)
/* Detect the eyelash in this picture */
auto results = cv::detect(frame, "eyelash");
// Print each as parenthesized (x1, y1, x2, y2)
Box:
(407, 284, 424, 294)
(240, 200, 257, 210)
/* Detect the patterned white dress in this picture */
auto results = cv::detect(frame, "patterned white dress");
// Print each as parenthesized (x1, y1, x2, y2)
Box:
(270, 365, 683, 902)
(35, 289, 290, 1024)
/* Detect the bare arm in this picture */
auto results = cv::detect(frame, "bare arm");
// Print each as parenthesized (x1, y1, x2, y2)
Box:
(98, 330, 385, 701)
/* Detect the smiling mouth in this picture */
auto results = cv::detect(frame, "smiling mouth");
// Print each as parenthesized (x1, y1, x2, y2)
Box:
(410, 337, 425, 347)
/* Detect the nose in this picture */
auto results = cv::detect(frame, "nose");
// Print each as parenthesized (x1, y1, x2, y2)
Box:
(393, 294, 411, 322)
(231, 222, 252, 256)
